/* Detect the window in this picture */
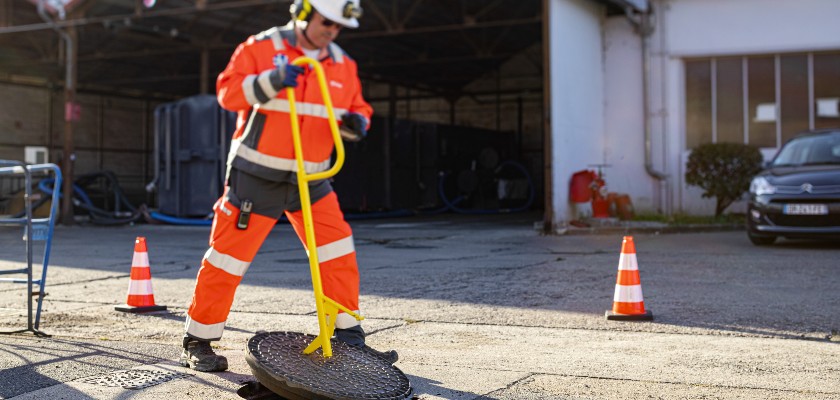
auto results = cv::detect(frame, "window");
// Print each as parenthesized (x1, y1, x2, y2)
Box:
(716, 57, 744, 144)
(685, 60, 711, 149)
(684, 51, 840, 150)
(747, 56, 776, 148)
(814, 53, 840, 130)
(780, 54, 809, 143)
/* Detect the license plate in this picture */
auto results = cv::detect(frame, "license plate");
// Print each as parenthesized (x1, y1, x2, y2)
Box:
(783, 204, 828, 215)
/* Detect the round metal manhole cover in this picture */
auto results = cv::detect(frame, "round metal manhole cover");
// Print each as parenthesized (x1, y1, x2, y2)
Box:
(245, 331, 412, 400)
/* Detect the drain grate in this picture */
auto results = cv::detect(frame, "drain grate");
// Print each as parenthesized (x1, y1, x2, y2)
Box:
(77, 369, 186, 390)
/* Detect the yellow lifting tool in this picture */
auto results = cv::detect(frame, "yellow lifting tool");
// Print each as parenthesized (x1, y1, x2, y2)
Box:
(287, 57, 364, 358)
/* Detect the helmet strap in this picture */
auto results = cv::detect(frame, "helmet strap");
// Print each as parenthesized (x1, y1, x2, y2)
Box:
(298, 20, 321, 50)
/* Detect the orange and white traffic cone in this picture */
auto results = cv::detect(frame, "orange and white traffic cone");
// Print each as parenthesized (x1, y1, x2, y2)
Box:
(115, 237, 167, 313)
(605, 236, 653, 321)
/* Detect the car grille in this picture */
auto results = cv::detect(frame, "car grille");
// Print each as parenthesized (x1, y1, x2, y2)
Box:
(766, 214, 840, 227)
(774, 184, 840, 195)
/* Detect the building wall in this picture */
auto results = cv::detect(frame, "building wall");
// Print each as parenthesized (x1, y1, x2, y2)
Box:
(0, 83, 51, 161)
(597, 0, 840, 216)
(602, 16, 660, 214)
(548, 0, 606, 226)
(0, 82, 157, 205)
(665, 0, 840, 57)
(653, 0, 840, 214)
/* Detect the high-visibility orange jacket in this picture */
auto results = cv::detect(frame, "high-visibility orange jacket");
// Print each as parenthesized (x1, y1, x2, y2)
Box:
(217, 23, 373, 182)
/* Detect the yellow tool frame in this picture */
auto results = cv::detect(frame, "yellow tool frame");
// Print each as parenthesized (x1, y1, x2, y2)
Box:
(287, 57, 364, 358)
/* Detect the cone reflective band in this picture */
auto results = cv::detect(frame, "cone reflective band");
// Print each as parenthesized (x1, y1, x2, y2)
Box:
(605, 236, 652, 321)
(115, 237, 167, 313)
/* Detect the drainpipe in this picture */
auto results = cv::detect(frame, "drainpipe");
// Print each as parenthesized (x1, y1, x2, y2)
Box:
(624, 5, 669, 214)
(38, 0, 77, 224)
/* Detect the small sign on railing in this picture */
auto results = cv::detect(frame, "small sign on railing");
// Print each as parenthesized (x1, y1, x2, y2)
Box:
(22, 224, 49, 241)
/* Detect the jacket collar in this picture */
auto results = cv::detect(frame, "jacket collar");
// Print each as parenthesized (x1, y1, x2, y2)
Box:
(276, 22, 344, 64)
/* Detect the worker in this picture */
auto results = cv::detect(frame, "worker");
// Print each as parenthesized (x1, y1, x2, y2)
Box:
(180, 0, 396, 372)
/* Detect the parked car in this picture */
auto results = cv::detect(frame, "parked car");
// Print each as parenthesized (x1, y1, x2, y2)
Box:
(747, 129, 840, 245)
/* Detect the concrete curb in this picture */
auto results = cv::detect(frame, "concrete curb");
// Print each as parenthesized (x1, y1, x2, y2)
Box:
(563, 223, 745, 235)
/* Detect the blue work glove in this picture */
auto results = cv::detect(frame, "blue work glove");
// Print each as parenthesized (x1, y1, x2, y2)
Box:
(340, 112, 368, 142)
(281, 64, 305, 88)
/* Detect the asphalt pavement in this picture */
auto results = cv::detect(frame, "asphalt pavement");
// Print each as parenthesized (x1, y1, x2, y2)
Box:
(0, 213, 838, 399)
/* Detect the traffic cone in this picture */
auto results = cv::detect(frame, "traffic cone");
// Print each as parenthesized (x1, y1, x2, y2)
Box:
(115, 237, 167, 313)
(605, 236, 652, 321)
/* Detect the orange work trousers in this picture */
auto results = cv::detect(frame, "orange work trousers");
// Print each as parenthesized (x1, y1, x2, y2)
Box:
(185, 169, 359, 340)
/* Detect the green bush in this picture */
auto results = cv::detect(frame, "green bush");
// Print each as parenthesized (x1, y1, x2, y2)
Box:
(685, 143, 763, 217)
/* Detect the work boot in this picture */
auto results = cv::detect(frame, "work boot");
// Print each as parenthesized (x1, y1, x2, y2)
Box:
(334, 326, 399, 364)
(180, 337, 228, 372)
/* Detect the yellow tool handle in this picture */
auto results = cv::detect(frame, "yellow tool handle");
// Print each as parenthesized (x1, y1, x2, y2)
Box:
(288, 57, 345, 183)
(286, 57, 362, 358)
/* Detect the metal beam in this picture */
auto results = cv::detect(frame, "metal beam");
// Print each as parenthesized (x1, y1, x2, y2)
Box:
(361, 52, 517, 69)
(341, 16, 540, 39)
(0, 0, 279, 34)
(364, 0, 393, 30)
(90, 73, 200, 85)
(397, 0, 423, 28)
(365, 87, 542, 102)
(474, 0, 507, 19)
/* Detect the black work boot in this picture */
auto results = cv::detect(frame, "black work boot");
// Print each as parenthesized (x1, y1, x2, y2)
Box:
(180, 336, 228, 372)
(334, 326, 399, 364)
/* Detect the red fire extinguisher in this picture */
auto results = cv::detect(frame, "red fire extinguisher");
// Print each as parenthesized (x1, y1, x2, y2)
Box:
(589, 165, 610, 218)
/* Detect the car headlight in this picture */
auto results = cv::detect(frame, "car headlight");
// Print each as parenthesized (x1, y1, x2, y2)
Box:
(749, 176, 776, 196)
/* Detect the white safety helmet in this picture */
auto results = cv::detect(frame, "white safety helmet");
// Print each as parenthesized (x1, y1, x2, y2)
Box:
(290, 0, 363, 29)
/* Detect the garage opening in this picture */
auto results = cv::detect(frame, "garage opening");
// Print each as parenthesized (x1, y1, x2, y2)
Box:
(0, 0, 546, 223)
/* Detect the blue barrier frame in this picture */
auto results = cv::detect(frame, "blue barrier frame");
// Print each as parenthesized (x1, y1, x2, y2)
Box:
(0, 160, 62, 337)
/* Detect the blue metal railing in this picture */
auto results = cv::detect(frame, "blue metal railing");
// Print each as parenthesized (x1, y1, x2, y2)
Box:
(0, 160, 62, 336)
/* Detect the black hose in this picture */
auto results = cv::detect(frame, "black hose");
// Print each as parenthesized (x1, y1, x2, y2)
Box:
(37, 171, 143, 225)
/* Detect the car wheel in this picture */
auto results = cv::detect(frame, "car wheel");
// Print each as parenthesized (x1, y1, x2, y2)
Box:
(747, 231, 776, 246)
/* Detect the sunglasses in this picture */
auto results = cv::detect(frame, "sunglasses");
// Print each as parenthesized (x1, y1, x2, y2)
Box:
(320, 18, 343, 29)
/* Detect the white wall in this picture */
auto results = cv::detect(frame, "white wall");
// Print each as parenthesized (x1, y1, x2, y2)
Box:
(654, 0, 840, 214)
(602, 17, 659, 213)
(548, 0, 606, 227)
(666, 0, 840, 57)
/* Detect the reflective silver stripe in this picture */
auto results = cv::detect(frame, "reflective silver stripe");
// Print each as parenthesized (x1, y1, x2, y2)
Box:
(132, 252, 149, 267)
(261, 98, 348, 120)
(185, 315, 226, 340)
(233, 140, 330, 173)
(204, 247, 250, 277)
(268, 28, 284, 50)
(242, 75, 259, 106)
(256, 69, 279, 101)
(335, 311, 361, 329)
(328, 42, 344, 63)
(617, 253, 638, 271)
(127, 279, 153, 295)
(613, 284, 644, 303)
(306, 236, 355, 263)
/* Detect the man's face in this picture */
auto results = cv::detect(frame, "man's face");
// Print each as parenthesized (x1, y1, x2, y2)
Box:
(306, 11, 343, 49)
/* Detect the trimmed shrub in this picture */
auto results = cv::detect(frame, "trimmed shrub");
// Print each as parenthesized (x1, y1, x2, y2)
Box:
(685, 143, 763, 217)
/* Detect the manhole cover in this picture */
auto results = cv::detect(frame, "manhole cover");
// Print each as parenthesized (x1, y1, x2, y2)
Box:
(246, 331, 412, 400)
(77, 369, 185, 390)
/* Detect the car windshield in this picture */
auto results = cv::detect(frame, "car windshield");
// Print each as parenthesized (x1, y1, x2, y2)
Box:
(772, 132, 840, 167)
